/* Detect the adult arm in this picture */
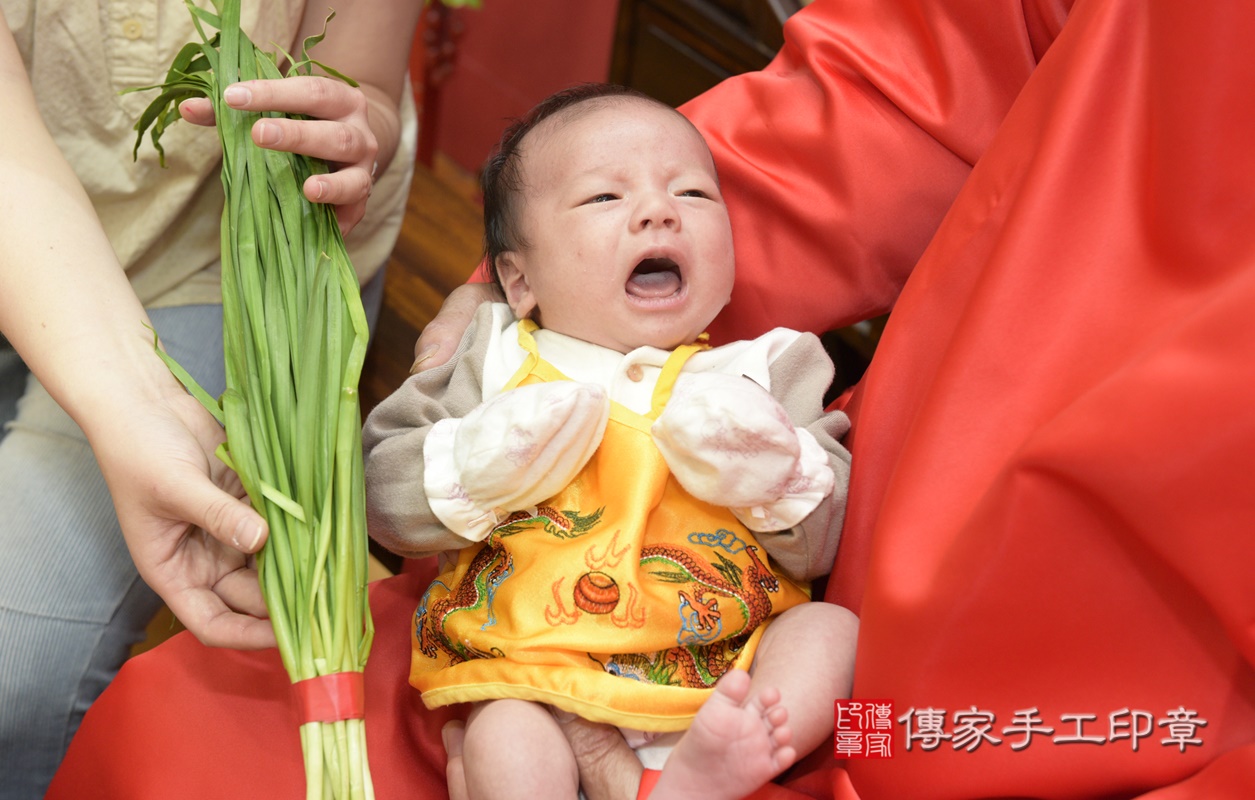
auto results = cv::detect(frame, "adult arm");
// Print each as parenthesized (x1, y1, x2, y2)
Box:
(683, 0, 1070, 342)
(0, 13, 273, 649)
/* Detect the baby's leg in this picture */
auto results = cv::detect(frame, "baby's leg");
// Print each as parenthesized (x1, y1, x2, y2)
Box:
(749, 601, 858, 757)
(461, 698, 580, 799)
(651, 602, 858, 800)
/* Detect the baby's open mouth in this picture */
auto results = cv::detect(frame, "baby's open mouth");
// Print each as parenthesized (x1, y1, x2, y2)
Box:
(626, 257, 682, 298)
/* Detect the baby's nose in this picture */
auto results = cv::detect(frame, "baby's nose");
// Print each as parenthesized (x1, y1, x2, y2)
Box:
(634, 194, 679, 230)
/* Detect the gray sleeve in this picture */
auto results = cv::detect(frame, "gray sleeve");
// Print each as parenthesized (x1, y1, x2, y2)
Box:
(758, 332, 852, 582)
(362, 303, 499, 559)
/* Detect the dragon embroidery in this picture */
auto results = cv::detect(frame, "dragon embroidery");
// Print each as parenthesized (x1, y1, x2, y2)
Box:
(415, 536, 513, 664)
(598, 544, 781, 688)
(495, 505, 604, 539)
(416, 505, 607, 663)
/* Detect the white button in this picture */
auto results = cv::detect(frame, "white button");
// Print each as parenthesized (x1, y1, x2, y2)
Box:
(626, 364, 644, 382)
(122, 19, 144, 40)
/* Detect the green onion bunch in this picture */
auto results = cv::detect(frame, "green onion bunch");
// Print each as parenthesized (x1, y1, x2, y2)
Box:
(132, 1, 374, 797)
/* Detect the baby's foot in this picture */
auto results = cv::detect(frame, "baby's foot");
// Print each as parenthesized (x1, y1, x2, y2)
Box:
(650, 670, 796, 800)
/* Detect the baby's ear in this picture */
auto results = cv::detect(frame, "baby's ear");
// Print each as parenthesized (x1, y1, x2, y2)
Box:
(496, 252, 537, 320)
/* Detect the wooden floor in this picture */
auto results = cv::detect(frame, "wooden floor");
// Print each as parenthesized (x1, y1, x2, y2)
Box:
(132, 158, 483, 656)
(361, 156, 484, 416)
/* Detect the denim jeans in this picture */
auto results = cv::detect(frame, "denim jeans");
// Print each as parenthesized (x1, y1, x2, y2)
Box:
(0, 270, 382, 798)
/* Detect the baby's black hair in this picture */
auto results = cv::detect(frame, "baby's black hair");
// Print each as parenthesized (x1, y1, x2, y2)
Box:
(480, 83, 675, 289)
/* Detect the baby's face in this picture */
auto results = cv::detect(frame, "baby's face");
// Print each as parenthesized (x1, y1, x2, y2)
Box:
(498, 99, 735, 353)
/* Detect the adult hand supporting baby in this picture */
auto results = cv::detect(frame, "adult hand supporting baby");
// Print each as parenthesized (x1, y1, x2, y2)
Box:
(411, 282, 502, 374)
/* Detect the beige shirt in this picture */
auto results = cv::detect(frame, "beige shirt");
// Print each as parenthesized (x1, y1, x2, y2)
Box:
(3, 0, 415, 307)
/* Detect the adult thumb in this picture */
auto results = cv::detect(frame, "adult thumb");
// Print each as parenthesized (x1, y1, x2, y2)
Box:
(184, 480, 269, 553)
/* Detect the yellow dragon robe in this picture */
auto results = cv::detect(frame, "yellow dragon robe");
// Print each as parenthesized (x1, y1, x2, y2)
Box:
(411, 322, 811, 731)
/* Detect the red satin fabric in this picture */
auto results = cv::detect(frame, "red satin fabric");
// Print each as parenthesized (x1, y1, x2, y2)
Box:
(51, 0, 1255, 797)
(48, 568, 462, 799)
(693, 0, 1255, 796)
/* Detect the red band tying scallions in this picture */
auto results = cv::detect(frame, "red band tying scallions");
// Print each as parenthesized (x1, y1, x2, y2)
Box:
(294, 673, 366, 724)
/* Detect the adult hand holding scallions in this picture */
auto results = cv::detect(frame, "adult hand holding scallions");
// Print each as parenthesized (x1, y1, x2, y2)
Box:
(90, 364, 277, 650)
(177, 74, 382, 235)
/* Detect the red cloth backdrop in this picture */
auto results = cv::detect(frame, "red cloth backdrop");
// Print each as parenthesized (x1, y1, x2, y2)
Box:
(51, 0, 1255, 797)
(48, 567, 459, 799)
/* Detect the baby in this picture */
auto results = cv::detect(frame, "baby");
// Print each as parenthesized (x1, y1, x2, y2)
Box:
(364, 83, 857, 800)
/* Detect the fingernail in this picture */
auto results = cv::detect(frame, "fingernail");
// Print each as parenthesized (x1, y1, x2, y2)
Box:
(312, 179, 326, 201)
(255, 120, 280, 146)
(410, 345, 439, 375)
(223, 84, 251, 106)
(235, 519, 263, 552)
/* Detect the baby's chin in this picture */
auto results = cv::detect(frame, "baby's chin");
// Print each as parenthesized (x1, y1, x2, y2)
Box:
(608, 302, 723, 352)
(606, 325, 712, 353)
(540, 311, 717, 354)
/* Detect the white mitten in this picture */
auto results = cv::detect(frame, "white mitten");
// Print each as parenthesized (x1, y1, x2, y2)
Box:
(652, 372, 834, 530)
(455, 381, 610, 510)
(425, 381, 610, 540)
(652, 372, 801, 508)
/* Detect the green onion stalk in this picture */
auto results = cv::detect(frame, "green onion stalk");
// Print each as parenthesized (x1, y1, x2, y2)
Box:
(131, 1, 374, 797)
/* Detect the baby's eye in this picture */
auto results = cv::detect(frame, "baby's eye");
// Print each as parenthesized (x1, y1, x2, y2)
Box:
(679, 189, 708, 199)
(585, 193, 618, 204)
